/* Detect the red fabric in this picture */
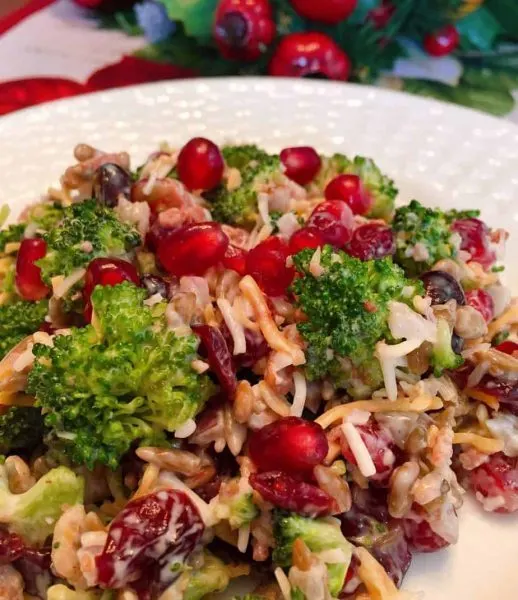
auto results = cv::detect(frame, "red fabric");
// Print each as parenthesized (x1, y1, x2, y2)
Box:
(0, 0, 56, 34)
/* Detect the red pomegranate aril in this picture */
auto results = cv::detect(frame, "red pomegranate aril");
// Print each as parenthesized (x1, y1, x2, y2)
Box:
(423, 25, 460, 58)
(15, 238, 50, 301)
(248, 416, 328, 475)
(466, 452, 518, 513)
(288, 227, 324, 255)
(192, 325, 237, 399)
(250, 471, 333, 517)
(222, 244, 247, 275)
(307, 199, 354, 248)
(146, 220, 178, 252)
(96, 489, 204, 594)
(402, 519, 449, 552)
(465, 289, 494, 323)
(280, 146, 321, 186)
(246, 236, 294, 296)
(157, 222, 229, 277)
(177, 137, 224, 191)
(324, 174, 371, 216)
(347, 223, 395, 261)
(495, 340, 518, 356)
(451, 218, 495, 269)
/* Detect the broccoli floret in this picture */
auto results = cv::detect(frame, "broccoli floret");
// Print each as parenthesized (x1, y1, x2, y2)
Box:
(315, 154, 397, 220)
(25, 202, 65, 231)
(36, 199, 141, 283)
(0, 299, 48, 359)
(392, 200, 478, 276)
(209, 146, 284, 228)
(0, 407, 44, 455)
(184, 552, 231, 600)
(27, 283, 214, 469)
(0, 223, 25, 253)
(228, 492, 259, 529)
(0, 465, 83, 544)
(430, 318, 463, 376)
(292, 246, 421, 397)
(272, 511, 353, 597)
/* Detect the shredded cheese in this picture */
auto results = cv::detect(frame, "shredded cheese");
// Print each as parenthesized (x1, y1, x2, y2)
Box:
(355, 547, 406, 600)
(452, 432, 504, 454)
(217, 297, 246, 355)
(487, 302, 518, 339)
(375, 339, 421, 401)
(465, 388, 500, 411)
(239, 275, 305, 365)
(258, 381, 292, 417)
(274, 567, 292, 600)
(309, 247, 324, 277)
(316, 395, 443, 429)
(341, 422, 376, 477)
(237, 523, 250, 553)
(158, 471, 215, 526)
(174, 419, 197, 439)
(257, 192, 271, 227)
(52, 268, 86, 299)
(291, 370, 307, 417)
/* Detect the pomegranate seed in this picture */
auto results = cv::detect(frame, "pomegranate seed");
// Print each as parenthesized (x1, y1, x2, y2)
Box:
(402, 519, 449, 552)
(146, 220, 178, 252)
(221, 323, 269, 368)
(466, 452, 518, 513)
(222, 244, 247, 275)
(307, 199, 354, 248)
(420, 270, 466, 306)
(157, 222, 229, 277)
(15, 238, 50, 301)
(495, 340, 518, 356)
(451, 218, 495, 269)
(245, 236, 294, 296)
(346, 223, 395, 261)
(192, 325, 237, 399)
(279, 146, 321, 186)
(465, 289, 494, 323)
(423, 25, 460, 57)
(249, 471, 333, 517)
(248, 416, 328, 475)
(83, 257, 139, 322)
(340, 419, 396, 484)
(325, 174, 371, 216)
(288, 227, 324, 255)
(177, 137, 224, 191)
(96, 489, 204, 594)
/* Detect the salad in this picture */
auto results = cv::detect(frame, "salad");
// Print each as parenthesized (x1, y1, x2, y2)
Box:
(0, 138, 516, 600)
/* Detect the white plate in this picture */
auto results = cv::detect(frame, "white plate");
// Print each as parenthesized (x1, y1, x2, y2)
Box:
(0, 78, 517, 599)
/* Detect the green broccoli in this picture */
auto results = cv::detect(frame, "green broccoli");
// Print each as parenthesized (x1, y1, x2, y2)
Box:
(272, 511, 353, 598)
(0, 299, 48, 359)
(36, 199, 141, 283)
(27, 283, 214, 469)
(0, 407, 44, 455)
(430, 318, 463, 375)
(25, 202, 65, 231)
(0, 223, 25, 253)
(392, 200, 480, 276)
(0, 465, 83, 544)
(184, 552, 232, 600)
(315, 154, 397, 220)
(292, 246, 421, 397)
(209, 145, 284, 228)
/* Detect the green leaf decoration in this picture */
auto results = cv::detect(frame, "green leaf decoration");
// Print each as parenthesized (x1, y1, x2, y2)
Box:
(158, 0, 219, 41)
(457, 7, 503, 51)
(485, 0, 518, 39)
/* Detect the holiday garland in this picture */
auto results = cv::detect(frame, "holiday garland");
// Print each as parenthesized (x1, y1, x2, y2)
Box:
(79, 0, 518, 116)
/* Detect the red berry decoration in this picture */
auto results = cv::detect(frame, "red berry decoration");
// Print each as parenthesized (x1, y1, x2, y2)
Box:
(15, 239, 50, 301)
(307, 199, 354, 247)
(423, 24, 460, 57)
(368, 1, 395, 29)
(325, 174, 371, 215)
(289, 227, 324, 255)
(248, 416, 328, 475)
(177, 137, 224, 191)
(214, 0, 275, 61)
(269, 32, 351, 81)
(289, 0, 357, 24)
(347, 223, 395, 260)
(246, 236, 294, 296)
(280, 146, 321, 185)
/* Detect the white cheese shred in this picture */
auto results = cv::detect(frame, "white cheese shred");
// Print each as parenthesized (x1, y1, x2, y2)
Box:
(291, 370, 307, 417)
(341, 422, 376, 478)
(237, 524, 251, 553)
(217, 297, 246, 355)
(274, 567, 292, 600)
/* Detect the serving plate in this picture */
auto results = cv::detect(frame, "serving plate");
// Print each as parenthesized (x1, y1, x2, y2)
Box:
(0, 77, 517, 599)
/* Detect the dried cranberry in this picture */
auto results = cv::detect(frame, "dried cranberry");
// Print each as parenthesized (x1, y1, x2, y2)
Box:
(177, 137, 224, 191)
(402, 519, 450, 552)
(325, 174, 371, 216)
(192, 325, 237, 399)
(0, 530, 24, 564)
(15, 546, 52, 597)
(221, 323, 269, 368)
(157, 222, 229, 277)
(288, 227, 324, 255)
(250, 471, 333, 516)
(420, 270, 466, 306)
(423, 24, 460, 57)
(245, 236, 294, 296)
(467, 452, 518, 513)
(279, 146, 321, 186)
(307, 199, 354, 248)
(222, 244, 247, 275)
(96, 490, 204, 594)
(15, 238, 50, 301)
(140, 274, 170, 299)
(249, 416, 328, 475)
(466, 289, 494, 323)
(93, 163, 131, 208)
(341, 419, 396, 484)
(495, 340, 518, 356)
(346, 223, 395, 260)
(451, 218, 495, 269)
(475, 376, 518, 416)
